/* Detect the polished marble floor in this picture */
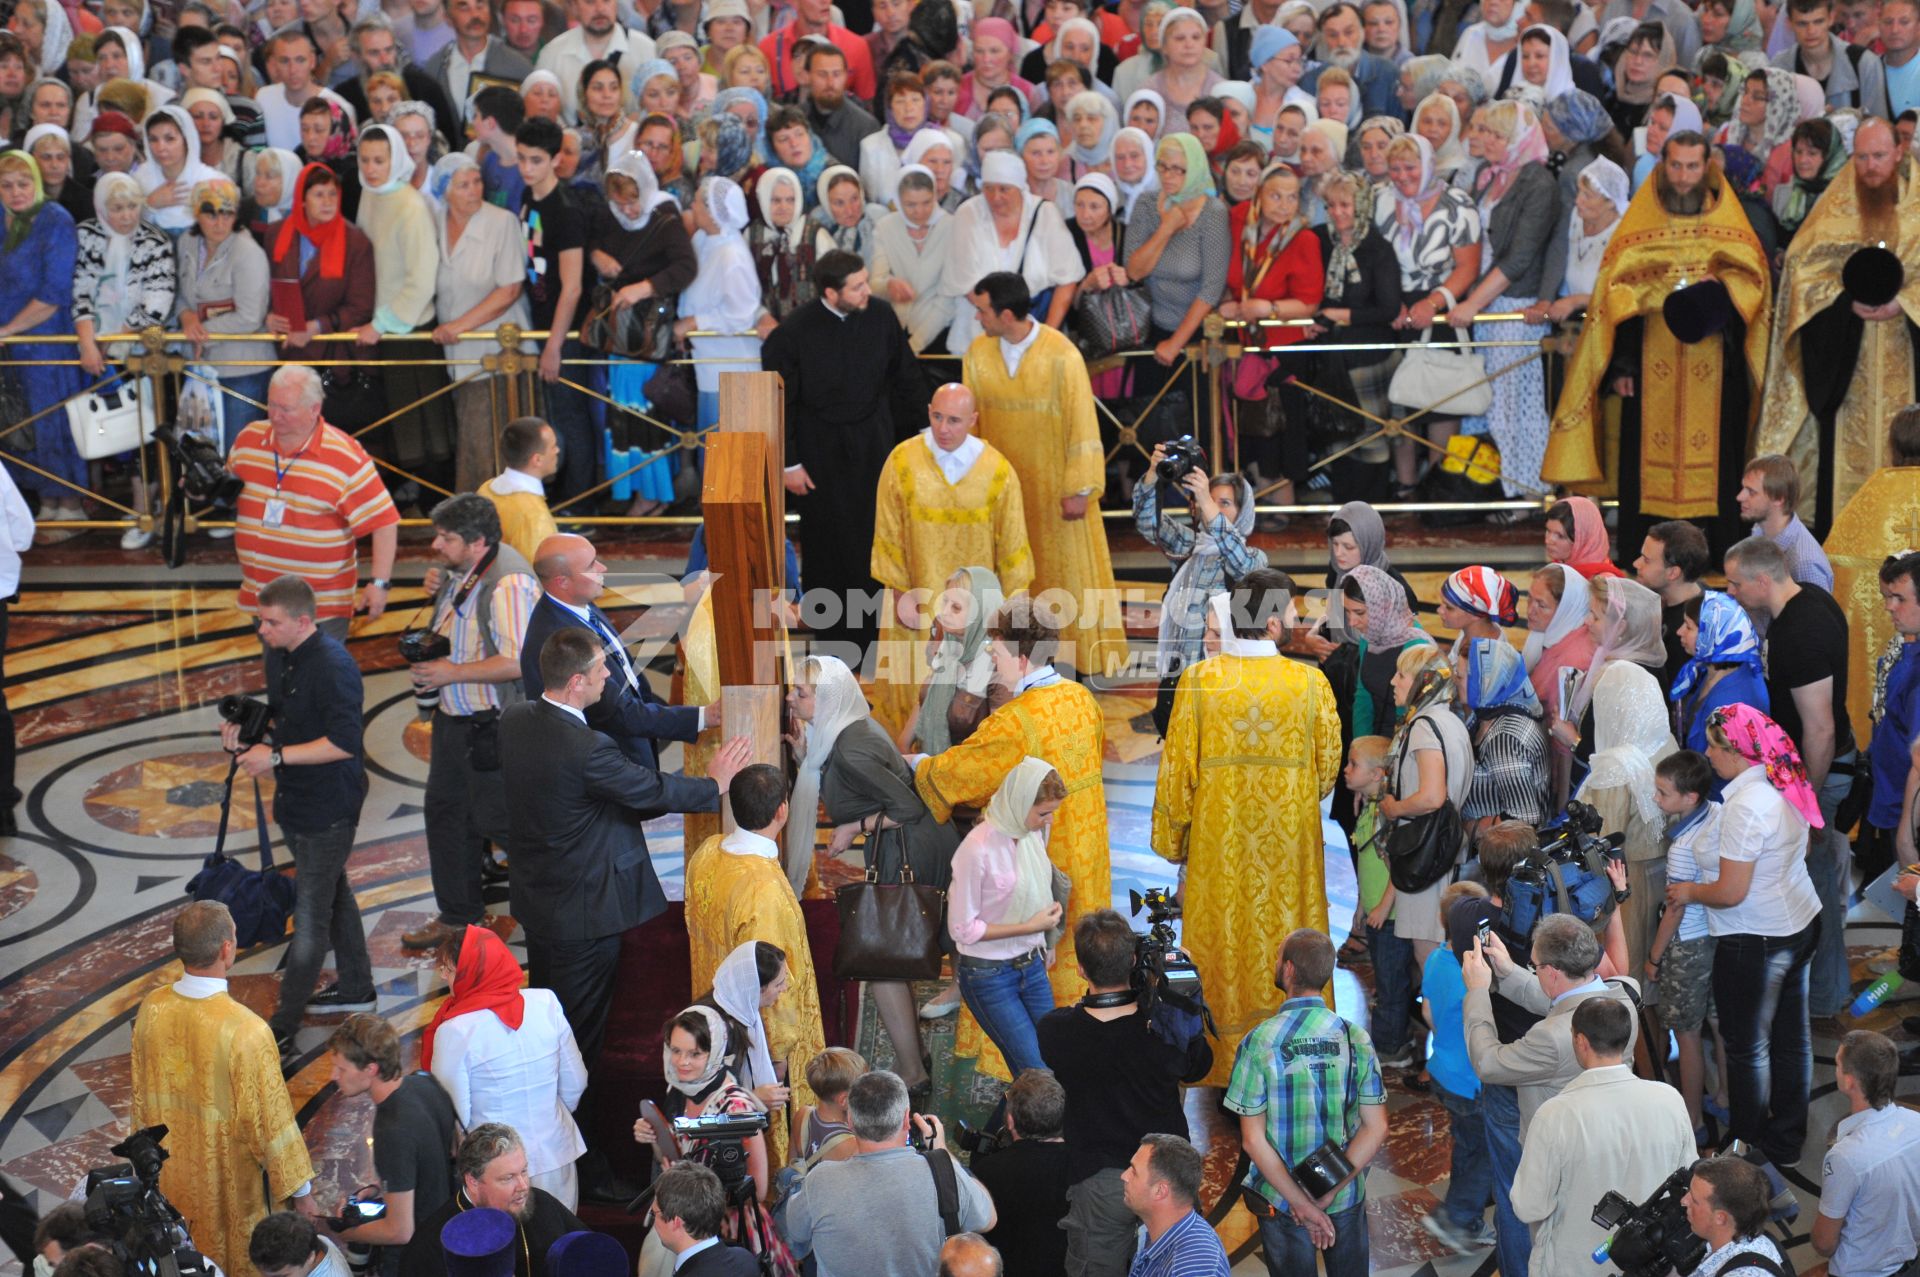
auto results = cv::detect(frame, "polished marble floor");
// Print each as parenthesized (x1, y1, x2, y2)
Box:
(0, 524, 1908, 1277)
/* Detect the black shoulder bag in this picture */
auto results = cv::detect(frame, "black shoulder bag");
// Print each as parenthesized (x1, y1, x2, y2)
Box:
(1384, 715, 1465, 893)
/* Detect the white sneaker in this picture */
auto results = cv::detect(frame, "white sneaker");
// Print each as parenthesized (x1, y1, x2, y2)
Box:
(919, 986, 963, 1019)
(120, 526, 153, 550)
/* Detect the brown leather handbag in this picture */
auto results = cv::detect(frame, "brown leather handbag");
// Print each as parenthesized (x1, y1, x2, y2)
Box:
(832, 830, 947, 982)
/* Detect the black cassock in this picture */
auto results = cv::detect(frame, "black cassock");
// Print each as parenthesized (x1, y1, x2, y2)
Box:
(762, 298, 930, 650)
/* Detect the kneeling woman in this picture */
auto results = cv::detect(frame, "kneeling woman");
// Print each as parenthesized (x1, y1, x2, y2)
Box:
(946, 758, 1067, 1074)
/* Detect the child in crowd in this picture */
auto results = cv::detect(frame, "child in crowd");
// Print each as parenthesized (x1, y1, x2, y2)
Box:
(1421, 879, 1494, 1254)
(1650, 749, 1723, 1146)
(1351, 736, 1420, 1073)
(788, 1046, 867, 1165)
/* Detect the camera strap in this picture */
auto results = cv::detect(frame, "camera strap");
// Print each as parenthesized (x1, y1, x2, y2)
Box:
(1080, 990, 1138, 1008)
(213, 753, 276, 871)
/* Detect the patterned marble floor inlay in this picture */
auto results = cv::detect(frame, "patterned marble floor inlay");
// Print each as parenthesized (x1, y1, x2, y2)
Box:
(0, 534, 1900, 1277)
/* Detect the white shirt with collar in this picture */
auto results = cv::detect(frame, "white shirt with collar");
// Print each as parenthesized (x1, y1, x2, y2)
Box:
(1016, 664, 1062, 694)
(536, 24, 654, 117)
(720, 828, 782, 860)
(489, 466, 547, 497)
(542, 694, 587, 725)
(922, 429, 985, 486)
(673, 1238, 721, 1270)
(999, 319, 1042, 378)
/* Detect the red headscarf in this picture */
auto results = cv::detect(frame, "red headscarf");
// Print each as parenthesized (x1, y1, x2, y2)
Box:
(1555, 495, 1623, 578)
(273, 161, 349, 280)
(420, 924, 527, 1070)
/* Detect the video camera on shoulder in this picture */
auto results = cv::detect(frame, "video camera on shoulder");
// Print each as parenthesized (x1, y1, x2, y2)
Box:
(1504, 800, 1624, 939)
(83, 1126, 217, 1277)
(1591, 1166, 1708, 1277)
(1127, 888, 1215, 1049)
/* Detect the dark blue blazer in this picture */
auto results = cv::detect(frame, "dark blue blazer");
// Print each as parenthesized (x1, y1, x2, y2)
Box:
(675, 1243, 760, 1277)
(519, 593, 702, 771)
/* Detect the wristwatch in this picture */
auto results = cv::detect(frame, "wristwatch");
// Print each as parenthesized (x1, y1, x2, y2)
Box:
(367, 578, 390, 590)
(269, 749, 284, 768)
(1613, 887, 1631, 903)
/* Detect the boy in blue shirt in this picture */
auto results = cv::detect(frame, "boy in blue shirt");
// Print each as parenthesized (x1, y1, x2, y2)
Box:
(1650, 748, 1721, 1146)
(1420, 880, 1495, 1255)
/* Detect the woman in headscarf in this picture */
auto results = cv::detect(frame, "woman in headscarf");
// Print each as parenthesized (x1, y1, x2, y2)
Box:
(1324, 561, 1432, 750)
(1451, 98, 1560, 514)
(634, 1006, 799, 1273)
(956, 18, 1036, 120)
(1672, 589, 1768, 753)
(9, 0, 70, 77)
(1696, 49, 1751, 128)
(1630, 90, 1705, 190)
(1455, 636, 1550, 829)
(1144, 7, 1222, 134)
(180, 86, 240, 183)
(637, 110, 697, 209)
(1063, 89, 1117, 182)
(1125, 86, 1167, 139)
(431, 153, 529, 494)
(1605, 20, 1678, 136)
(1683, 702, 1823, 1171)
(175, 178, 273, 452)
(425, 924, 586, 1210)
(1222, 165, 1322, 500)
(631, 58, 684, 121)
(860, 71, 939, 206)
(1381, 133, 1481, 500)
(1379, 643, 1473, 966)
(1438, 564, 1521, 659)
(1699, 0, 1765, 58)
(1544, 495, 1623, 579)
(1355, 115, 1404, 183)
(787, 654, 957, 1095)
(1110, 125, 1158, 221)
(1113, 0, 1172, 105)
(749, 166, 830, 321)
(713, 83, 769, 155)
(902, 126, 964, 211)
(0, 150, 87, 528)
(1249, 27, 1315, 150)
(264, 163, 376, 397)
(658, 30, 715, 116)
(1510, 24, 1575, 105)
(25, 75, 74, 133)
(134, 103, 222, 235)
(1124, 132, 1230, 398)
(241, 145, 300, 241)
(1771, 116, 1845, 241)
(1411, 91, 1471, 186)
(1542, 88, 1634, 210)
(1015, 116, 1074, 218)
(946, 757, 1068, 1075)
(872, 164, 957, 353)
(1529, 156, 1628, 328)
(940, 149, 1082, 348)
(702, 941, 804, 1113)
(24, 123, 91, 224)
(1438, 61, 1490, 121)
(1559, 574, 1667, 778)
(1716, 65, 1799, 195)
(906, 566, 1009, 753)
(295, 94, 361, 221)
(697, 111, 760, 202)
(1324, 499, 1414, 603)
(574, 59, 637, 188)
(1523, 563, 1597, 809)
(675, 177, 763, 436)
(1062, 171, 1128, 393)
(810, 163, 885, 259)
(1296, 119, 1345, 226)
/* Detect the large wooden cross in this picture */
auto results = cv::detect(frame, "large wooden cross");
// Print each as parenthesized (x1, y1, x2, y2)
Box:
(692, 371, 790, 836)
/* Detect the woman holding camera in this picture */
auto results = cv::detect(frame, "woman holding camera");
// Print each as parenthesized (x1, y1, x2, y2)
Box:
(1669, 703, 1822, 1177)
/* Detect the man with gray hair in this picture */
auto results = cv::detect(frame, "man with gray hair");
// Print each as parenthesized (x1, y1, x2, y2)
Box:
(228, 363, 400, 642)
(784, 1071, 996, 1276)
(330, 13, 457, 142)
(399, 1125, 584, 1277)
(402, 494, 540, 953)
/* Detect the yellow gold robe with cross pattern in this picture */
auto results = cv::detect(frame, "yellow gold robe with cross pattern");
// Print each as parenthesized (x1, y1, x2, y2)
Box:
(1824, 467, 1920, 741)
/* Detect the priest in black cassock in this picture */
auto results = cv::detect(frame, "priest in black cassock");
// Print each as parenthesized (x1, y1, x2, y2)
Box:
(762, 248, 930, 653)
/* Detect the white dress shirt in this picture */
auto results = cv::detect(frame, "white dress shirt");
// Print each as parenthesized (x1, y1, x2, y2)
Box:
(535, 24, 655, 118)
(488, 467, 547, 497)
(541, 694, 587, 724)
(922, 429, 984, 486)
(721, 828, 782, 859)
(998, 318, 1043, 378)
(427, 987, 589, 1176)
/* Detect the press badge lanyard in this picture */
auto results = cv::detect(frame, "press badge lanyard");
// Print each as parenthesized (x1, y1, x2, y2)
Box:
(263, 427, 316, 528)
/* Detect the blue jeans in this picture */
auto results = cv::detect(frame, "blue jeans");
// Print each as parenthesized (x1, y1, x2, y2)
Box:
(1482, 1081, 1530, 1277)
(1808, 760, 1854, 1016)
(1367, 920, 1415, 1055)
(1435, 1080, 1490, 1235)
(215, 370, 273, 453)
(954, 954, 1054, 1076)
(1714, 918, 1819, 1168)
(1256, 1202, 1369, 1277)
(269, 818, 371, 1037)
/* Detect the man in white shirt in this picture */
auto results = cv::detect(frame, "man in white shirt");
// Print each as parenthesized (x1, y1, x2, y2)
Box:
(1884, 0, 1920, 116)
(257, 29, 326, 151)
(535, 0, 654, 119)
(1510, 998, 1696, 1276)
(424, 0, 534, 122)
(1816, 1030, 1920, 1276)
(477, 417, 560, 563)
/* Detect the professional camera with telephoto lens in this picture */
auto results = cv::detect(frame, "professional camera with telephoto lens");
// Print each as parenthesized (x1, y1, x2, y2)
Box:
(1126, 887, 1214, 1048)
(398, 629, 452, 718)
(953, 1117, 1013, 1158)
(1591, 1166, 1709, 1277)
(1502, 799, 1628, 936)
(217, 694, 271, 746)
(154, 425, 244, 507)
(1156, 435, 1209, 484)
(83, 1126, 216, 1277)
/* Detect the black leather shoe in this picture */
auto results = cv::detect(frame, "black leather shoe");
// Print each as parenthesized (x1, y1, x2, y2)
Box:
(480, 855, 510, 885)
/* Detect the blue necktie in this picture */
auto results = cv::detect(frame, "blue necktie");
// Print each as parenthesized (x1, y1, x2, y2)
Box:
(587, 609, 638, 692)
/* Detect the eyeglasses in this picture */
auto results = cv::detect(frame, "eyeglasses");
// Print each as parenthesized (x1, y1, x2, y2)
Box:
(1155, 161, 1186, 174)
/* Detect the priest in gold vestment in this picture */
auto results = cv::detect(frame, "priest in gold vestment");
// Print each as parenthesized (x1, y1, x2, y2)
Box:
(960, 273, 1128, 681)
(870, 383, 1035, 736)
(683, 765, 827, 1165)
(1823, 409, 1920, 759)
(914, 597, 1110, 1081)
(130, 903, 315, 1277)
(1755, 119, 1920, 535)
(1152, 578, 1343, 1087)
(1544, 134, 1770, 555)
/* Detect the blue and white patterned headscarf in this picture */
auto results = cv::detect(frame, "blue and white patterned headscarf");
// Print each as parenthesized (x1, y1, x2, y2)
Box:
(1670, 589, 1763, 702)
(1467, 637, 1541, 717)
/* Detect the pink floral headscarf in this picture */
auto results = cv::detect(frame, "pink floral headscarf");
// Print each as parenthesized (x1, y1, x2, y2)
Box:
(1708, 702, 1825, 828)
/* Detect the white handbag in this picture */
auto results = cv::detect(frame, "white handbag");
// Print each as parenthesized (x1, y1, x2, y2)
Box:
(66, 377, 157, 460)
(1388, 326, 1494, 418)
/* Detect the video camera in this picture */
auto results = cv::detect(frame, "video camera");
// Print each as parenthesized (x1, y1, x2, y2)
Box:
(1504, 800, 1625, 938)
(1591, 1167, 1708, 1277)
(217, 694, 271, 746)
(1535, 799, 1625, 865)
(1127, 888, 1215, 1049)
(82, 1127, 216, 1277)
(153, 426, 243, 507)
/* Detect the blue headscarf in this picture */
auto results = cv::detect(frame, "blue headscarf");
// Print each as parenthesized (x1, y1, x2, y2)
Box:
(1546, 89, 1614, 147)
(1249, 26, 1299, 71)
(1670, 590, 1763, 702)
(1467, 638, 1540, 717)
(1014, 117, 1059, 153)
(713, 86, 769, 134)
(712, 112, 754, 177)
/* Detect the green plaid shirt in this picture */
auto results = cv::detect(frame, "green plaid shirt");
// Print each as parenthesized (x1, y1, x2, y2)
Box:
(1223, 996, 1385, 1216)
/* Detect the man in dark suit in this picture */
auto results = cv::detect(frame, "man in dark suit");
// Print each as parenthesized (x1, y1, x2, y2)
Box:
(521, 533, 706, 772)
(500, 628, 751, 1200)
(649, 1165, 759, 1276)
(422, 0, 535, 125)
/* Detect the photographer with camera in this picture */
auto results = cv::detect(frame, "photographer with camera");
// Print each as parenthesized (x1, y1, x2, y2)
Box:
(1683, 1157, 1788, 1277)
(229, 365, 400, 640)
(783, 1071, 995, 1277)
(968, 1070, 1070, 1277)
(1131, 441, 1265, 735)
(219, 574, 375, 1056)
(1508, 998, 1695, 1277)
(1037, 909, 1213, 1277)
(399, 495, 540, 955)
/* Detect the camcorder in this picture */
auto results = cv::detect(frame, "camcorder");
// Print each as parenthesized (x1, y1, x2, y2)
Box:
(1504, 800, 1626, 937)
(1127, 888, 1215, 1049)
(154, 425, 243, 507)
(628, 1105, 770, 1214)
(83, 1126, 216, 1277)
(217, 694, 271, 746)
(1591, 1167, 1708, 1277)
(398, 629, 452, 717)
(1156, 436, 1209, 485)
(327, 1198, 389, 1232)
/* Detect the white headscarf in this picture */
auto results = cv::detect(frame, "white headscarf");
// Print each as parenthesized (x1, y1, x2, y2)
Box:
(1124, 88, 1167, 139)
(980, 149, 1026, 187)
(39, 3, 73, 74)
(755, 165, 807, 249)
(1575, 661, 1677, 826)
(608, 149, 674, 229)
(1522, 564, 1592, 669)
(105, 24, 143, 80)
(429, 150, 479, 203)
(783, 655, 873, 877)
(710, 941, 778, 1093)
(89, 171, 146, 333)
(1048, 16, 1102, 66)
(981, 757, 1062, 937)
(22, 122, 69, 162)
(1563, 158, 1627, 295)
(700, 173, 751, 237)
(1111, 126, 1158, 218)
(358, 122, 414, 196)
(247, 147, 303, 221)
(1074, 170, 1118, 217)
(1518, 25, 1575, 101)
(134, 103, 223, 230)
(662, 1005, 735, 1097)
(1064, 90, 1116, 168)
(894, 163, 946, 228)
(903, 127, 959, 172)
